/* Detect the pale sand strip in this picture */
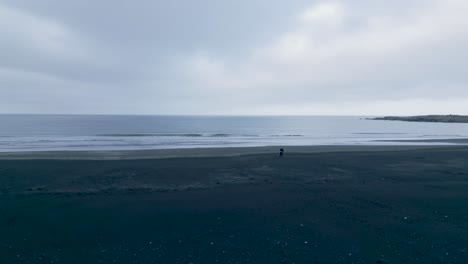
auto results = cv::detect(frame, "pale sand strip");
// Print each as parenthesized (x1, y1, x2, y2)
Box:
(374, 138, 468, 144)
(0, 145, 461, 160)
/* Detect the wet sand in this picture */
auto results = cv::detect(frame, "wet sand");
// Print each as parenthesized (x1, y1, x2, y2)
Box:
(374, 138, 468, 144)
(0, 145, 446, 160)
(1, 146, 468, 263)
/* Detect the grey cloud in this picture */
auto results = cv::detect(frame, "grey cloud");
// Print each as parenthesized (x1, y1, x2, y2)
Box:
(0, 0, 467, 115)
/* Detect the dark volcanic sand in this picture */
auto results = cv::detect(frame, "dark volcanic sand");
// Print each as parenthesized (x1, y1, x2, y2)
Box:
(1, 147, 468, 263)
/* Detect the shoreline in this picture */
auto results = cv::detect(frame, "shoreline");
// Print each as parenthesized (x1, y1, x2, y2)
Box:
(0, 144, 462, 160)
(374, 138, 468, 144)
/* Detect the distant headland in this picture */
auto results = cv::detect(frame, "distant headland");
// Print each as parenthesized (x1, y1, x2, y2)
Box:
(370, 115, 468, 123)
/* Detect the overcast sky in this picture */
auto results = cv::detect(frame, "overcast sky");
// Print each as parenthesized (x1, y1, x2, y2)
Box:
(1, 0, 467, 115)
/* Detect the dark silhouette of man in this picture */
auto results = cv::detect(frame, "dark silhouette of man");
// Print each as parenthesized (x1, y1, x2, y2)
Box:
(279, 148, 284, 157)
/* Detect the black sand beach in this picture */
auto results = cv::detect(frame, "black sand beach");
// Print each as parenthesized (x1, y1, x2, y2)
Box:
(1, 146, 468, 263)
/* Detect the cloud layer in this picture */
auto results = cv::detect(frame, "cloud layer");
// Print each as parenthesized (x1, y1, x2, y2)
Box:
(1, 0, 467, 115)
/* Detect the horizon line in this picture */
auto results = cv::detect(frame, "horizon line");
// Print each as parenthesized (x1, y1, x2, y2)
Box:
(0, 113, 462, 117)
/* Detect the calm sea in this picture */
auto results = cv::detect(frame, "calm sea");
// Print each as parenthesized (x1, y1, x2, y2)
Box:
(1, 115, 468, 152)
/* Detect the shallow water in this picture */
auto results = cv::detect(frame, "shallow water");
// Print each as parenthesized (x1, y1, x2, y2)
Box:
(1, 115, 468, 151)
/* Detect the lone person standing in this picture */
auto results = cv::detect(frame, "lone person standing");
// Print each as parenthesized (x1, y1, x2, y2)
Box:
(279, 148, 284, 157)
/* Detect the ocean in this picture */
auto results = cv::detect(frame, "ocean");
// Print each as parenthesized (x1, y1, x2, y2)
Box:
(1, 115, 468, 152)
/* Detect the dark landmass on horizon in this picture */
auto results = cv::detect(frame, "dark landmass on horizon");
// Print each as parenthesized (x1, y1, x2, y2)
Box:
(370, 115, 468, 123)
(1, 146, 468, 263)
